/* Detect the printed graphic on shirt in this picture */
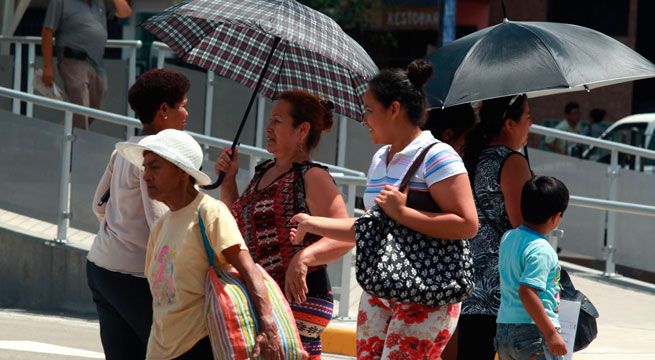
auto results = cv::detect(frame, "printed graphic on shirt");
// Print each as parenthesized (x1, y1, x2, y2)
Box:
(152, 244, 176, 305)
(554, 265, 561, 313)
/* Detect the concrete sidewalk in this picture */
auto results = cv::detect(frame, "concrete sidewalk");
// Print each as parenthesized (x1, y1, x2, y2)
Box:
(320, 261, 655, 360)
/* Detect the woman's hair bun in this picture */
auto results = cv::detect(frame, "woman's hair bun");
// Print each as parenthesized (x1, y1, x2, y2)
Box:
(319, 99, 334, 131)
(406, 59, 433, 89)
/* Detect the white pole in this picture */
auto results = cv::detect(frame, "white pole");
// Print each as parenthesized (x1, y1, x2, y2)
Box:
(604, 149, 619, 276)
(26, 42, 34, 117)
(126, 46, 137, 138)
(11, 42, 22, 113)
(56, 111, 74, 243)
(337, 116, 348, 167)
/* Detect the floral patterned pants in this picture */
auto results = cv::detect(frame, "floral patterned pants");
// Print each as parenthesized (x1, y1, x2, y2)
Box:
(356, 292, 460, 360)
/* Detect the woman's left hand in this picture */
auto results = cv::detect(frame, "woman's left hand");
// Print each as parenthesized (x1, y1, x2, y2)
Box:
(285, 252, 309, 303)
(374, 185, 407, 221)
(252, 316, 284, 360)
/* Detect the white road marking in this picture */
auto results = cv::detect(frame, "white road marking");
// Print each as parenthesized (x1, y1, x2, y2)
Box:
(0, 341, 104, 358)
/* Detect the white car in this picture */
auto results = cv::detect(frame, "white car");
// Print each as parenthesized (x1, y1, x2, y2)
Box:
(582, 113, 655, 172)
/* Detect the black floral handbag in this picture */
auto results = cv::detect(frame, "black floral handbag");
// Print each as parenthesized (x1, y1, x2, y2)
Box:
(355, 143, 474, 306)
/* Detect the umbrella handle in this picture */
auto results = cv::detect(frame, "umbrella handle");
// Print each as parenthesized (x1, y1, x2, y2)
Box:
(201, 36, 281, 190)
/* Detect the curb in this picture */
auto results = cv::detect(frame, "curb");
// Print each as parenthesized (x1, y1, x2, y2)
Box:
(321, 322, 356, 357)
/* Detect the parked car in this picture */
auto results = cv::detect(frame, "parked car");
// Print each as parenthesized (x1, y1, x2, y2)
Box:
(582, 113, 655, 172)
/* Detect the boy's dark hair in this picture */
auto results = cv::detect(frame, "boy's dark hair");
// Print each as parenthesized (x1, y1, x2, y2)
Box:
(564, 102, 580, 114)
(521, 176, 570, 224)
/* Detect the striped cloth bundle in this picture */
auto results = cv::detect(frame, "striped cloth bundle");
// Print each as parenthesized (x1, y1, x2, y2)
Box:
(199, 212, 304, 360)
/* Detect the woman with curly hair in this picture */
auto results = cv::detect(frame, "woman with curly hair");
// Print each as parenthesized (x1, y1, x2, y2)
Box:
(87, 68, 190, 359)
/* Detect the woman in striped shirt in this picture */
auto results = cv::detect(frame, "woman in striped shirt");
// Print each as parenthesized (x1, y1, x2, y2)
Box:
(288, 59, 478, 359)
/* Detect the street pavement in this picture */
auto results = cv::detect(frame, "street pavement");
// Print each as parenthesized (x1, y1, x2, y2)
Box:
(0, 309, 354, 359)
(0, 262, 653, 360)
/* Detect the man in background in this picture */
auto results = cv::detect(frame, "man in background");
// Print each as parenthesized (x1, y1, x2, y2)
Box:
(41, 0, 132, 129)
(545, 102, 583, 156)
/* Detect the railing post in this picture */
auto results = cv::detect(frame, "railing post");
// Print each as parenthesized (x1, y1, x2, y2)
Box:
(337, 115, 348, 167)
(56, 111, 74, 244)
(156, 46, 165, 69)
(26, 42, 35, 117)
(249, 94, 266, 177)
(604, 149, 619, 276)
(203, 71, 215, 146)
(337, 183, 356, 318)
(126, 46, 137, 138)
(12, 42, 22, 114)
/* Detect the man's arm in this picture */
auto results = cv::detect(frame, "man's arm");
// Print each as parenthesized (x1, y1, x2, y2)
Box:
(112, 0, 132, 18)
(41, 27, 55, 86)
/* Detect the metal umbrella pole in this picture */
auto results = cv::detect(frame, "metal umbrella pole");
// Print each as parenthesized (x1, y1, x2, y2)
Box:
(201, 36, 281, 190)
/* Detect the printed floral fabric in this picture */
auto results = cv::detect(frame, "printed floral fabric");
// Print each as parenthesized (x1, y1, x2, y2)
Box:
(463, 145, 520, 316)
(356, 292, 460, 360)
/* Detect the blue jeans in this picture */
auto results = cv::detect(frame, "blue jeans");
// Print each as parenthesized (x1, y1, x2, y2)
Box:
(495, 323, 565, 360)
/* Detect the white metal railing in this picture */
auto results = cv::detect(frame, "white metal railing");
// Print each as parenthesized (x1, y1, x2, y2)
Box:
(0, 36, 142, 136)
(0, 85, 362, 317)
(530, 125, 655, 276)
(3, 86, 655, 315)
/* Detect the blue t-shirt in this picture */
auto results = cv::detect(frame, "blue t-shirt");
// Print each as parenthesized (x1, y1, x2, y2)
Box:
(497, 226, 561, 327)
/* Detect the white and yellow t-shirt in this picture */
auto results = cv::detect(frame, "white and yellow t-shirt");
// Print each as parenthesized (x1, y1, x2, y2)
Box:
(145, 192, 248, 359)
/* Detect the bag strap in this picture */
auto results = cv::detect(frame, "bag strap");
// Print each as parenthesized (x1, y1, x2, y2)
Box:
(398, 143, 438, 192)
(198, 212, 217, 270)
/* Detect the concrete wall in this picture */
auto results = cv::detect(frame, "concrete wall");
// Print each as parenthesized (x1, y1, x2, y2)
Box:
(0, 226, 95, 314)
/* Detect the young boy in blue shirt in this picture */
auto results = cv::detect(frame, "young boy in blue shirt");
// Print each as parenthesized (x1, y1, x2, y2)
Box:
(495, 176, 570, 360)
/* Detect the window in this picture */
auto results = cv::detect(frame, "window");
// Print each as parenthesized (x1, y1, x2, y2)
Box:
(585, 123, 647, 169)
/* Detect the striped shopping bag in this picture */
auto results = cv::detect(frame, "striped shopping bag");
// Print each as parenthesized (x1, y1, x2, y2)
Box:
(199, 213, 304, 360)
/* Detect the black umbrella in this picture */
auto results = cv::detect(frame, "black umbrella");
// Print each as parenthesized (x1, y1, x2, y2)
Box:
(425, 19, 655, 108)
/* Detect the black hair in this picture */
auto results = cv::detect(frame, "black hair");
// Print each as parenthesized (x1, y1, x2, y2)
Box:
(565, 102, 580, 114)
(423, 104, 476, 143)
(589, 108, 606, 123)
(462, 94, 527, 176)
(128, 68, 191, 125)
(367, 59, 433, 126)
(521, 176, 569, 224)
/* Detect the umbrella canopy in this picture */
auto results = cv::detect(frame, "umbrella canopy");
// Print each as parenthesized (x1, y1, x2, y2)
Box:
(142, 0, 378, 120)
(426, 20, 655, 108)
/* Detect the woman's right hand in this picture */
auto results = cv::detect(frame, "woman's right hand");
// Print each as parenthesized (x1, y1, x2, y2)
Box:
(290, 213, 312, 245)
(214, 147, 239, 179)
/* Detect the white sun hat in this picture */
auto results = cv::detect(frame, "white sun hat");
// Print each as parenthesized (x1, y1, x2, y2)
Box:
(116, 129, 211, 186)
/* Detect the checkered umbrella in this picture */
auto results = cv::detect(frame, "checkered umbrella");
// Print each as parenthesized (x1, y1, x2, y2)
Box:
(141, 0, 378, 121)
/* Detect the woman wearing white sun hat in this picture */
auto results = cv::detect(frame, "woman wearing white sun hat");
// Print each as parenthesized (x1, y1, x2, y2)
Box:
(116, 129, 284, 360)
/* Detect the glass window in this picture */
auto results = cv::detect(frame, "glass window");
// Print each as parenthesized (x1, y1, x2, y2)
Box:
(585, 123, 647, 166)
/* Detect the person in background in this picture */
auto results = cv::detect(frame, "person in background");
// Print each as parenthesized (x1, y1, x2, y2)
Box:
(117, 129, 284, 359)
(289, 60, 478, 359)
(423, 104, 477, 154)
(215, 90, 350, 359)
(42, 0, 132, 129)
(495, 176, 570, 360)
(458, 94, 533, 360)
(87, 68, 189, 360)
(544, 102, 583, 156)
(583, 108, 607, 138)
